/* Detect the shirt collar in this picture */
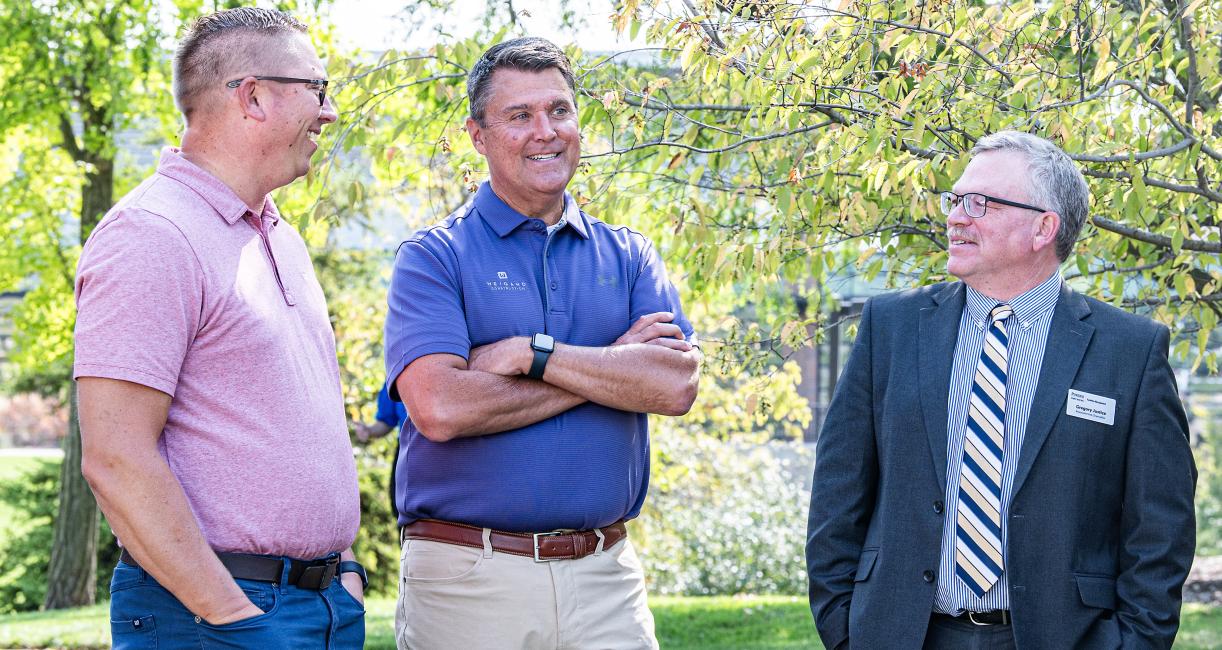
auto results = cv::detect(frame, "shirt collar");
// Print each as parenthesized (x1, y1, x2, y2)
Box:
(964, 271, 1062, 326)
(155, 147, 280, 226)
(473, 181, 589, 240)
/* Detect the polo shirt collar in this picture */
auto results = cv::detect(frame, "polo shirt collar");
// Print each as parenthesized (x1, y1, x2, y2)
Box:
(474, 181, 589, 240)
(964, 271, 1062, 324)
(155, 147, 280, 226)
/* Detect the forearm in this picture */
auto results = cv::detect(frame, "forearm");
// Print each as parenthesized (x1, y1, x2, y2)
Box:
(401, 366, 585, 441)
(85, 448, 250, 622)
(542, 342, 700, 415)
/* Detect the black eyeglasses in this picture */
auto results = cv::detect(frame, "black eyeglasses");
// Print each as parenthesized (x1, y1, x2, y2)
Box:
(938, 190, 1047, 218)
(226, 76, 329, 106)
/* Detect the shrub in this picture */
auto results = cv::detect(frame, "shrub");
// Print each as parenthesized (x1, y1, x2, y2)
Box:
(1193, 401, 1222, 556)
(635, 431, 814, 596)
(0, 459, 118, 613)
(352, 439, 400, 598)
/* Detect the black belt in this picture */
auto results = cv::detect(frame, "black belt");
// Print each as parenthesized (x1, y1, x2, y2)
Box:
(119, 548, 339, 590)
(934, 610, 1011, 626)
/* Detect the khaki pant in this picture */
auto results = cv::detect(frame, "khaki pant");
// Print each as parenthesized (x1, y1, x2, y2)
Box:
(395, 530, 658, 650)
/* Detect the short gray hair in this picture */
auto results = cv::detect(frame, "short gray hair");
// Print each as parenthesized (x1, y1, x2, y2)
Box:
(467, 37, 576, 126)
(173, 7, 309, 121)
(972, 130, 1090, 261)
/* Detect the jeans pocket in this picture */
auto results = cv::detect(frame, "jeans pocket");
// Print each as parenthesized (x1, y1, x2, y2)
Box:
(332, 579, 366, 614)
(110, 561, 147, 594)
(199, 583, 280, 632)
(110, 614, 157, 650)
(237, 581, 277, 615)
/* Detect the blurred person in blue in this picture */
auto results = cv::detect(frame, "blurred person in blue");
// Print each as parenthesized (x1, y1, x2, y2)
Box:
(383, 37, 701, 649)
(354, 384, 408, 516)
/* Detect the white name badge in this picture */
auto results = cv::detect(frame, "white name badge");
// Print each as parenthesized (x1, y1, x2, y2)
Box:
(1066, 389, 1116, 426)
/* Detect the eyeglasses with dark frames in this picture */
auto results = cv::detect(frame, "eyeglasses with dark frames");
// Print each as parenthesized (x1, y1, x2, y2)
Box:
(226, 76, 329, 107)
(937, 190, 1048, 218)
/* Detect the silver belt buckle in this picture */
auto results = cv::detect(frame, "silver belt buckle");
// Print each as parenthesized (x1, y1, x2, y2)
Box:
(967, 611, 992, 626)
(532, 531, 565, 562)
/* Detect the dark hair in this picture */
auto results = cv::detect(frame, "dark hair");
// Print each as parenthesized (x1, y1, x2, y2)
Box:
(467, 37, 576, 125)
(173, 7, 309, 121)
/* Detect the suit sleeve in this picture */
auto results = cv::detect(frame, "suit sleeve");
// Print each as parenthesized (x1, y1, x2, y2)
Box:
(806, 298, 879, 650)
(1115, 324, 1196, 649)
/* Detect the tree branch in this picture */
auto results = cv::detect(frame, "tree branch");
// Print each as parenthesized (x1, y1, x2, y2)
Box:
(1080, 167, 1222, 202)
(57, 113, 82, 161)
(583, 120, 835, 158)
(1092, 215, 1220, 253)
(824, 8, 1017, 87)
(1123, 291, 1222, 308)
(1069, 138, 1192, 163)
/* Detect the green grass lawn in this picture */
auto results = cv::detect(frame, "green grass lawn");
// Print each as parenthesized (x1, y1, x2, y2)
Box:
(1, 598, 1219, 649)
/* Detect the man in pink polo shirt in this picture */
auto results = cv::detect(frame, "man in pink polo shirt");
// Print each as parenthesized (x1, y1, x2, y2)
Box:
(73, 8, 363, 648)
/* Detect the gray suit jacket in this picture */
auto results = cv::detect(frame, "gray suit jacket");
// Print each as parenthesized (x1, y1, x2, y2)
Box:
(806, 282, 1196, 649)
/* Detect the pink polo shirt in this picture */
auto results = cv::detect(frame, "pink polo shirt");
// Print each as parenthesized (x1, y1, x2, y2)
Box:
(74, 148, 359, 559)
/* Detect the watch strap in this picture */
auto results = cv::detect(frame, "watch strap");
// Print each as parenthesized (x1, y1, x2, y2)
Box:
(527, 347, 550, 379)
(338, 560, 367, 589)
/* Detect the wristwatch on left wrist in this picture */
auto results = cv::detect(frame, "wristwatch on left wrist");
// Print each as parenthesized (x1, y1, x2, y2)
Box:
(527, 333, 555, 379)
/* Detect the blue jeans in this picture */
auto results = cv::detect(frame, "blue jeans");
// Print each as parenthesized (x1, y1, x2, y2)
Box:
(109, 559, 364, 649)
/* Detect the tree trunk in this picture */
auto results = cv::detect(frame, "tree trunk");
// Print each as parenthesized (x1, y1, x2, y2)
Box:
(43, 382, 99, 609)
(43, 153, 113, 610)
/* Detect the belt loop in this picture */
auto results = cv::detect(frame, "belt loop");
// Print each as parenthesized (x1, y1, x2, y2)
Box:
(593, 528, 606, 556)
(278, 556, 291, 589)
(481, 528, 493, 558)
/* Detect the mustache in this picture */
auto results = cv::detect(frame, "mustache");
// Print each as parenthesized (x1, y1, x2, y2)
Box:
(947, 229, 977, 243)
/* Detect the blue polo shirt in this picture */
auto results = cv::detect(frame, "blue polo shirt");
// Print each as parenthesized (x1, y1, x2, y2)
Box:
(384, 182, 694, 531)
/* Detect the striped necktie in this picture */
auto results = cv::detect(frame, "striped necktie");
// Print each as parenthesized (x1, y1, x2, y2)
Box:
(955, 303, 1014, 598)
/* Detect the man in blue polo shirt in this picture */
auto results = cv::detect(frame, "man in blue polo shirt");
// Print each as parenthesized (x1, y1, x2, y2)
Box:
(384, 37, 701, 649)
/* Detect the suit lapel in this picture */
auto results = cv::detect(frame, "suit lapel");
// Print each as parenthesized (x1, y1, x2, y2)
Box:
(919, 282, 965, 491)
(1010, 284, 1094, 498)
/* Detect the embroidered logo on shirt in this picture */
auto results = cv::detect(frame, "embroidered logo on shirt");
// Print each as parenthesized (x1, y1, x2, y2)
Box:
(486, 273, 528, 292)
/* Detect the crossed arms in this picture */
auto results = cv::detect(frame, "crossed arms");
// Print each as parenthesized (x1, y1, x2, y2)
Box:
(396, 311, 702, 442)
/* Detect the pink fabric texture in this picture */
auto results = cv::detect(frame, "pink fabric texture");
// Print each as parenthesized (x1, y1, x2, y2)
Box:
(74, 148, 359, 558)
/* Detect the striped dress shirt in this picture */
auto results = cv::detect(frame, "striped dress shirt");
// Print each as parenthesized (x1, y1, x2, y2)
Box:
(933, 272, 1062, 614)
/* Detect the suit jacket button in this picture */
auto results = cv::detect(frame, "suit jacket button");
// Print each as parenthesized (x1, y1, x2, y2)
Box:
(923, 570, 935, 583)
(933, 500, 944, 514)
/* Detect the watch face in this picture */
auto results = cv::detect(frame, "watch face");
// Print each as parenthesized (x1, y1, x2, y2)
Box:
(533, 333, 555, 352)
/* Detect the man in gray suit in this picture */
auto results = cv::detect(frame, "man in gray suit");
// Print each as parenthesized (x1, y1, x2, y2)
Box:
(806, 131, 1196, 649)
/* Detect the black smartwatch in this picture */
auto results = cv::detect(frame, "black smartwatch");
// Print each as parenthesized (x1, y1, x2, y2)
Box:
(527, 333, 555, 379)
(338, 560, 368, 589)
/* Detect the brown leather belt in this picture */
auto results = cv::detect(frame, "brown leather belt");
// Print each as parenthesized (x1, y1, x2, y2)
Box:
(401, 519, 627, 561)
